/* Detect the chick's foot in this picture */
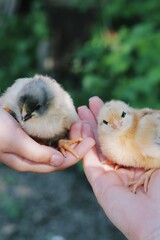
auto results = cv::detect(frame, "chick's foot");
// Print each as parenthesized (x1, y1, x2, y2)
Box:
(129, 168, 156, 193)
(2, 105, 18, 121)
(58, 138, 83, 159)
(2, 105, 12, 114)
(101, 159, 121, 171)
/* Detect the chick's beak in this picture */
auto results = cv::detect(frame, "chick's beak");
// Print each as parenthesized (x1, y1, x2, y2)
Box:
(21, 104, 31, 122)
(111, 119, 122, 129)
(21, 114, 31, 122)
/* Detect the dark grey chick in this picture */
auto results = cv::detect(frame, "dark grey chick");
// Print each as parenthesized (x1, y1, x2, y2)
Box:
(1, 75, 82, 158)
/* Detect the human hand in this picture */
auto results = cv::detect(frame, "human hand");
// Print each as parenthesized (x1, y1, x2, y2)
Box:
(0, 106, 95, 173)
(78, 96, 160, 240)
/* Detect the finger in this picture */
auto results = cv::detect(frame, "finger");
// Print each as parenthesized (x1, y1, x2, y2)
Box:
(69, 121, 82, 139)
(89, 96, 104, 119)
(147, 169, 160, 202)
(78, 108, 104, 161)
(60, 137, 95, 169)
(78, 105, 99, 141)
(9, 128, 64, 164)
(0, 110, 64, 166)
(0, 153, 58, 173)
(70, 121, 94, 139)
(0, 107, 64, 168)
(78, 106, 97, 129)
(70, 120, 104, 164)
(82, 121, 105, 162)
(82, 121, 94, 139)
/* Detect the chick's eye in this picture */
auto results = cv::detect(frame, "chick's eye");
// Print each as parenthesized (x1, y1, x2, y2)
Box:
(103, 120, 108, 125)
(35, 104, 42, 111)
(121, 111, 126, 118)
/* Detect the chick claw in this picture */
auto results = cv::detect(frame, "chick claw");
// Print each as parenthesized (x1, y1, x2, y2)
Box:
(58, 138, 83, 159)
(129, 169, 156, 193)
(101, 160, 120, 171)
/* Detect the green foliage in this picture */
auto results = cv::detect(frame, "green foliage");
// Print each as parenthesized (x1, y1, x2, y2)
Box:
(0, 0, 49, 92)
(71, 0, 160, 108)
(1, 0, 160, 109)
(53, 0, 97, 11)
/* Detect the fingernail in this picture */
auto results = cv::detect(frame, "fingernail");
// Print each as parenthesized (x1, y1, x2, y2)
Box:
(77, 105, 88, 112)
(89, 96, 99, 101)
(50, 154, 64, 167)
(89, 96, 100, 104)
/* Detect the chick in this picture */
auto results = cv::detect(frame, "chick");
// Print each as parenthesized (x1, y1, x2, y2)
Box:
(1, 75, 82, 159)
(98, 100, 160, 193)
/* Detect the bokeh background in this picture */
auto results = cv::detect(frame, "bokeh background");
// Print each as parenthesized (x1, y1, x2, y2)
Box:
(0, 0, 160, 239)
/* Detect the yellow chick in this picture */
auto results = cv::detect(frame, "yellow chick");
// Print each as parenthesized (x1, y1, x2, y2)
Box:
(98, 100, 160, 193)
(1, 74, 82, 158)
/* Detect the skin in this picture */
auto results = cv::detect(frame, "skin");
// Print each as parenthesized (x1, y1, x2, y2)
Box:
(76, 96, 160, 240)
(1, 95, 160, 239)
(0, 105, 95, 173)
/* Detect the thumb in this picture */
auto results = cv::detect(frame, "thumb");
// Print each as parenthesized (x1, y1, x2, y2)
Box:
(11, 130, 64, 164)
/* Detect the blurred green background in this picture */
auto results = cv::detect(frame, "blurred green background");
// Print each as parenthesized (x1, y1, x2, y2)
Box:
(0, 0, 160, 108)
(0, 1, 160, 239)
